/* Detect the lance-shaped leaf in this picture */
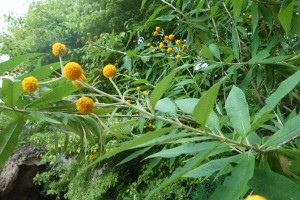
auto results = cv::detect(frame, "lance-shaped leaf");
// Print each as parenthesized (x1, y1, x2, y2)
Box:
(1, 78, 23, 108)
(225, 86, 251, 137)
(278, 0, 295, 35)
(264, 114, 300, 150)
(150, 70, 177, 109)
(0, 117, 25, 165)
(252, 70, 300, 130)
(210, 153, 255, 200)
(193, 82, 221, 127)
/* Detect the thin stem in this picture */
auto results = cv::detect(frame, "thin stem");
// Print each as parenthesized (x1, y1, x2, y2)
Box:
(109, 77, 124, 101)
(59, 56, 64, 77)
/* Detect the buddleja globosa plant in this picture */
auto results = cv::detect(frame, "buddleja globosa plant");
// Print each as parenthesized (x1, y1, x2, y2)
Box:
(1, 0, 300, 199)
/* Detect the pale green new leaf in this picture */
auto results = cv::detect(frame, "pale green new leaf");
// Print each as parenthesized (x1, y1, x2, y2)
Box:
(248, 168, 300, 199)
(209, 153, 255, 200)
(0, 117, 25, 165)
(209, 44, 221, 60)
(150, 70, 177, 109)
(29, 112, 62, 124)
(175, 98, 199, 114)
(154, 97, 176, 115)
(225, 86, 251, 137)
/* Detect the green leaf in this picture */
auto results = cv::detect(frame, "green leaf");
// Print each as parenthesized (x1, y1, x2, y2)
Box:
(175, 98, 199, 114)
(1, 79, 22, 108)
(184, 154, 242, 178)
(126, 50, 137, 57)
(209, 44, 221, 60)
(239, 68, 253, 91)
(248, 168, 300, 199)
(258, 4, 273, 30)
(150, 70, 177, 109)
(259, 55, 290, 64)
(225, 86, 251, 137)
(247, 50, 270, 64)
(145, 143, 220, 199)
(232, 26, 239, 60)
(264, 115, 300, 149)
(29, 112, 61, 124)
(278, 0, 295, 35)
(210, 153, 255, 200)
(193, 82, 222, 127)
(202, 45, 214, 60)
(28, 81, 78, 108)
(266, 63, 298, 77)
(146, 142, 229, 159)
(251, 3, 259, 34)
(0, 53, 42, 75)
(154, 98, 176, 115)
(196, 0, 205, 16)
(155, 15, 177, 21)
(90, 128, 174, 162)
(122, 56, 132, 74)
(252, 70, 300, 130)
(233, 0, 244, 24)
(80, 116, 101, 138)
(0, 116, 25, 165)
(116, 147, 151, 166)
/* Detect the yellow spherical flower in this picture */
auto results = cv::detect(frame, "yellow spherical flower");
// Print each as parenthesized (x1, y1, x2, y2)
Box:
(103, 64, 117, 78)
(3, 71, 8, 75)
(248, 15, 252, 20)
(72, 74, 87, 88)
(93, 35, 99, 40)
(176, 40, 181, 45)
(126, 99, 131, 103)
(167, 47, 173, 54)
(52, 42, 67, 57)
(76, 97, 95, 114)
(63, 62, 83, 81)
(143, 90, 147, 95)
(147, 42, 152, 47)
(136, 86, 141, 91)
(151, 49, 156, 54)
(10, 72, 14, 76)
(176, 54, 181, 60)
(182, 44, 188, 51)
(169, 34, 175, 40)
(87, 32, 91, 36)
(155, 26, 161, 32)
(159, 42, 164, 49)
(245, 194, 267, 200)
(153, 31, 158, 36)
(22, 76, 39, 92)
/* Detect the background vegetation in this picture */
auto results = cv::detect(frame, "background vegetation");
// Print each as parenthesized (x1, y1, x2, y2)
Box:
(1, 0, 300, 199)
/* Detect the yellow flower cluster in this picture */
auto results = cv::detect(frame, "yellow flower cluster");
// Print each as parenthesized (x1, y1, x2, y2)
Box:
(63, 62, 83, 81)
(76, 97, 95, 114)
(245, 194, 267, 200)
(72, 74, 87, 88)
(103, 64, 117, 78)
(52, 42, 67, 57)
(22, 76, 39, 92)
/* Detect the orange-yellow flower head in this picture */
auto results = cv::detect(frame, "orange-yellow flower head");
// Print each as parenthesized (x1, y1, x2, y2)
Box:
(76, 97, 95, 114)
(153, 31, 158, 36)
(176, 54, 181, 60)
(159, 42, 164, 49)
(167, 47, 173, 54)
(103, 64, 117, 78)
(182, 44, 188, 51)
(155, 26, 161, 32)
(245, 195, 267, 200)
(169, 34, 175, 40)
(52, 42, 67, 57)
(63, 62, 82, 81)
(72, 73, 87, 88)
(22, 76, 39, 92)
(176, 40, 181, 45)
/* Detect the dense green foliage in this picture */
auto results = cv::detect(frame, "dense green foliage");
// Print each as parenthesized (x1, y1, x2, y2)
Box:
(1, 0, 300, 199)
